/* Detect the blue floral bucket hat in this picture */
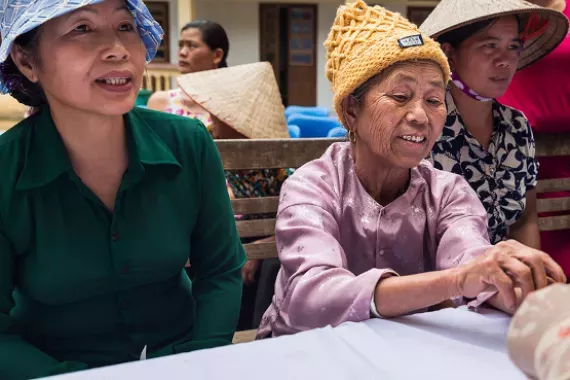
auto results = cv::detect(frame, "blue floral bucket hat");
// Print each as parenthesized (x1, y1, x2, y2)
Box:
(0, 0, 164, 94)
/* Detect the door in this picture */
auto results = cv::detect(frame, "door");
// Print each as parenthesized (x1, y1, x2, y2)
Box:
(260, 4, 317, 107)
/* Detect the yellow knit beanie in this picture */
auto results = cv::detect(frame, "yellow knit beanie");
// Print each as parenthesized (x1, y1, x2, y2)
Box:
(325, 0, 451, 126)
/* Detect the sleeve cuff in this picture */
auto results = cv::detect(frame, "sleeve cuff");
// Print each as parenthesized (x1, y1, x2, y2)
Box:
(466, 290, 497, 310)
(370, 270, 399, 319)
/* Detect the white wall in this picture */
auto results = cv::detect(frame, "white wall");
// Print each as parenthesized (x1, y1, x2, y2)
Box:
(195, 0, 260, 66)
(145, 0, 180, 63)
(162, 0, 431, 108)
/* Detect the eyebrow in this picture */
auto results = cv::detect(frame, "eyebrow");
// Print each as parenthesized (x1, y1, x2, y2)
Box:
(477, 36, 523, 44)
(393, 74, 446, 90)
(73, 5, 131, 16)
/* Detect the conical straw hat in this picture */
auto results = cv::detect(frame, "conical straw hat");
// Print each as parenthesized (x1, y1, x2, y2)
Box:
(177, 62, 289, 139)
(420, 0, 569, 69)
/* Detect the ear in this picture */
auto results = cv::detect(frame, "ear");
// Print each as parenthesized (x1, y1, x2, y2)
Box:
(440, 42, 456, 70)
(10, 46, 39, 83)
(341, 96, 360, 134)
(212, 48, 224, 66)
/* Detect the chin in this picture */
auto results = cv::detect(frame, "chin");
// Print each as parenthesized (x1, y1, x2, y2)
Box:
(97, 100, 137, 116)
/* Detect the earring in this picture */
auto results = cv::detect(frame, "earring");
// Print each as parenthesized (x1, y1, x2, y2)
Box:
(348, 130, 357, 143)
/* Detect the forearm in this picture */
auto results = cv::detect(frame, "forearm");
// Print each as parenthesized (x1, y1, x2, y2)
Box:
(192, 264, 243, 343)
(374, 269, 460, 318)
(510, 220, 541, 250)
(0, 333, 87, 379)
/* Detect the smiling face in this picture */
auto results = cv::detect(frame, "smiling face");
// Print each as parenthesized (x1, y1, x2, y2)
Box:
(11, 0, 146, 116)
(443, 16, 522, 99)
(342, 60, 447, 169)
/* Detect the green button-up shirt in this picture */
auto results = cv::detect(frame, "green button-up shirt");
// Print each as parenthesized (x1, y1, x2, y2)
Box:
(0, 107, 245, 379)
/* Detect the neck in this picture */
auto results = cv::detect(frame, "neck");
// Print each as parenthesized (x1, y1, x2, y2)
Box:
(449, 85, 494, 149)
(49, 103, 128, 173)
(352, 143, 410, 206)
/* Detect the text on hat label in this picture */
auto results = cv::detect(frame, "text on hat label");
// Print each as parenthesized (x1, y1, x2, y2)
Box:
(398, 35, 424, 48)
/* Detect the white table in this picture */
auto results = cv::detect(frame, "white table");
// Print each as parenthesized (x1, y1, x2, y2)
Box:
(46, 307, 524, 380)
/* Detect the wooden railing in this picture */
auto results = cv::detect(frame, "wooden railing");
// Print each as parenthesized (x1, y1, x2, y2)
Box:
(143, 63, 179, 93)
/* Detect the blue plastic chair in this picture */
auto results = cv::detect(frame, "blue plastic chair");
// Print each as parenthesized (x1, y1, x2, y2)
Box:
(288, 124, 301, 139)
(286, 114, 342, 138)
(327, 126, 347, 138)
(285, 106, 329, 120)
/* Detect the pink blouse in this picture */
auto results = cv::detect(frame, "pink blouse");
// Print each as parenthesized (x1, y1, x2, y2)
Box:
(257, 142, 494, 338)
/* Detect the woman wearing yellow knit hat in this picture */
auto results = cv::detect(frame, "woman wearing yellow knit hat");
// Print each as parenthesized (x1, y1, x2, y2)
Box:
(257, 0, 565, 338)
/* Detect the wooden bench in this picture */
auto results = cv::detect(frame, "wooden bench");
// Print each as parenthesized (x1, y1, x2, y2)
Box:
(217, 138, 341, 344)
(221, 133, 570, 344)
(534, 132, 570, 231)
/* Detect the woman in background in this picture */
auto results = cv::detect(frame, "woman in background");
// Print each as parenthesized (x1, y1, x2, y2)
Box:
(421, 0, 568, 248)
(499, 0, 570, 276)
(178, 61, 291, 330)
(147, 20, 229, 128)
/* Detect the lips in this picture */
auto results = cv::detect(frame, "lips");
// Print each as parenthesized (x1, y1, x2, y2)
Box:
(95, 70, 134, 86)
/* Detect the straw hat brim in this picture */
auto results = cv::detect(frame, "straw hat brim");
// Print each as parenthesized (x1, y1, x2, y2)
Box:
(420, 1, 569, 70)
(177, 62, 289, 139)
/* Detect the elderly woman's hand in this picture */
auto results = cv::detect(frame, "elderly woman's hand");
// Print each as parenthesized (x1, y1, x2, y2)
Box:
(453, 240, 566, 312)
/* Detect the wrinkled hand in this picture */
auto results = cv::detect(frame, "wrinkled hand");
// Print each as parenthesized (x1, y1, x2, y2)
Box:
(454, 240, 566, 311)
(242, 259, 261, 285)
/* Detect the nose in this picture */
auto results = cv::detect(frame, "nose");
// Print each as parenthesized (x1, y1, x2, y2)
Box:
(406, 100, 429, 126)
(495, 51, 513, 69)
(179, 46, 189, 58)
(101, 32, 130, 61)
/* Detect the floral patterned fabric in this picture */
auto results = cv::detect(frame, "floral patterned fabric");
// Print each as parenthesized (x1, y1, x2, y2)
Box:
(429, 91, 539, 244)
(508, 284, 570, 380)
(226, 168, 292, 221)
(163, 89, 213, 130)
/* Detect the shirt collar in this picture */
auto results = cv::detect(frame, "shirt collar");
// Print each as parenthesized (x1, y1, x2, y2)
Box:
(16, 107, 181, 191)
(441, 91, 505, 143)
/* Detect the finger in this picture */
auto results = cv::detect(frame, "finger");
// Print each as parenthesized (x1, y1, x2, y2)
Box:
(501, 257, 535, 299)
(515, 253, 548, 290)
(540, 253, 567, 284)
(488, 268, 517, 311)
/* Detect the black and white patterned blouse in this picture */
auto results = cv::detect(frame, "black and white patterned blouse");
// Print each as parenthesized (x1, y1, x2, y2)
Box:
(429, 92, 539, 244)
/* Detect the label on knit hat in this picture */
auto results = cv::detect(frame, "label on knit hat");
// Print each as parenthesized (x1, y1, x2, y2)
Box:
(398, 34, 424, 48)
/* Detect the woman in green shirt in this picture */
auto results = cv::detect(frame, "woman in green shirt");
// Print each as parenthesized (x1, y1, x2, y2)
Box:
(0, 0, 245, 379)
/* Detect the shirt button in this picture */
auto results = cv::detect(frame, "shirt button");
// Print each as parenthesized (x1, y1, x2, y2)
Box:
(120, 265, 128, 275)
(378, 249, 385, 256)
(112, 232, 120, 241)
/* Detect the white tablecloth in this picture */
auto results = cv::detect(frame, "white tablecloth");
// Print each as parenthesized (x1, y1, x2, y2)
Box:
(46, 307, 524, 380)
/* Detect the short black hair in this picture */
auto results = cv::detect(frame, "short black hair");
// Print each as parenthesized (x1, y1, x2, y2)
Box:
(0, 27, 47, 107)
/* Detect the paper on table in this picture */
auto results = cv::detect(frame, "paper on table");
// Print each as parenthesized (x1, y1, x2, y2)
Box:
(140, 345, 147, 360)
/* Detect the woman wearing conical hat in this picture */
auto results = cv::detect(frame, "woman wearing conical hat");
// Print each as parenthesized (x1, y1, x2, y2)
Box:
(147, 20, 230, 130)
(256, 0, 566, 339)
(178, 61, 291, 330)
(421, 0, 568, 250)
(498, 0, 570, 277)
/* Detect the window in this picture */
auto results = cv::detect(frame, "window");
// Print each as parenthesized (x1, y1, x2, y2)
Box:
(146, 1, 170, 63)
